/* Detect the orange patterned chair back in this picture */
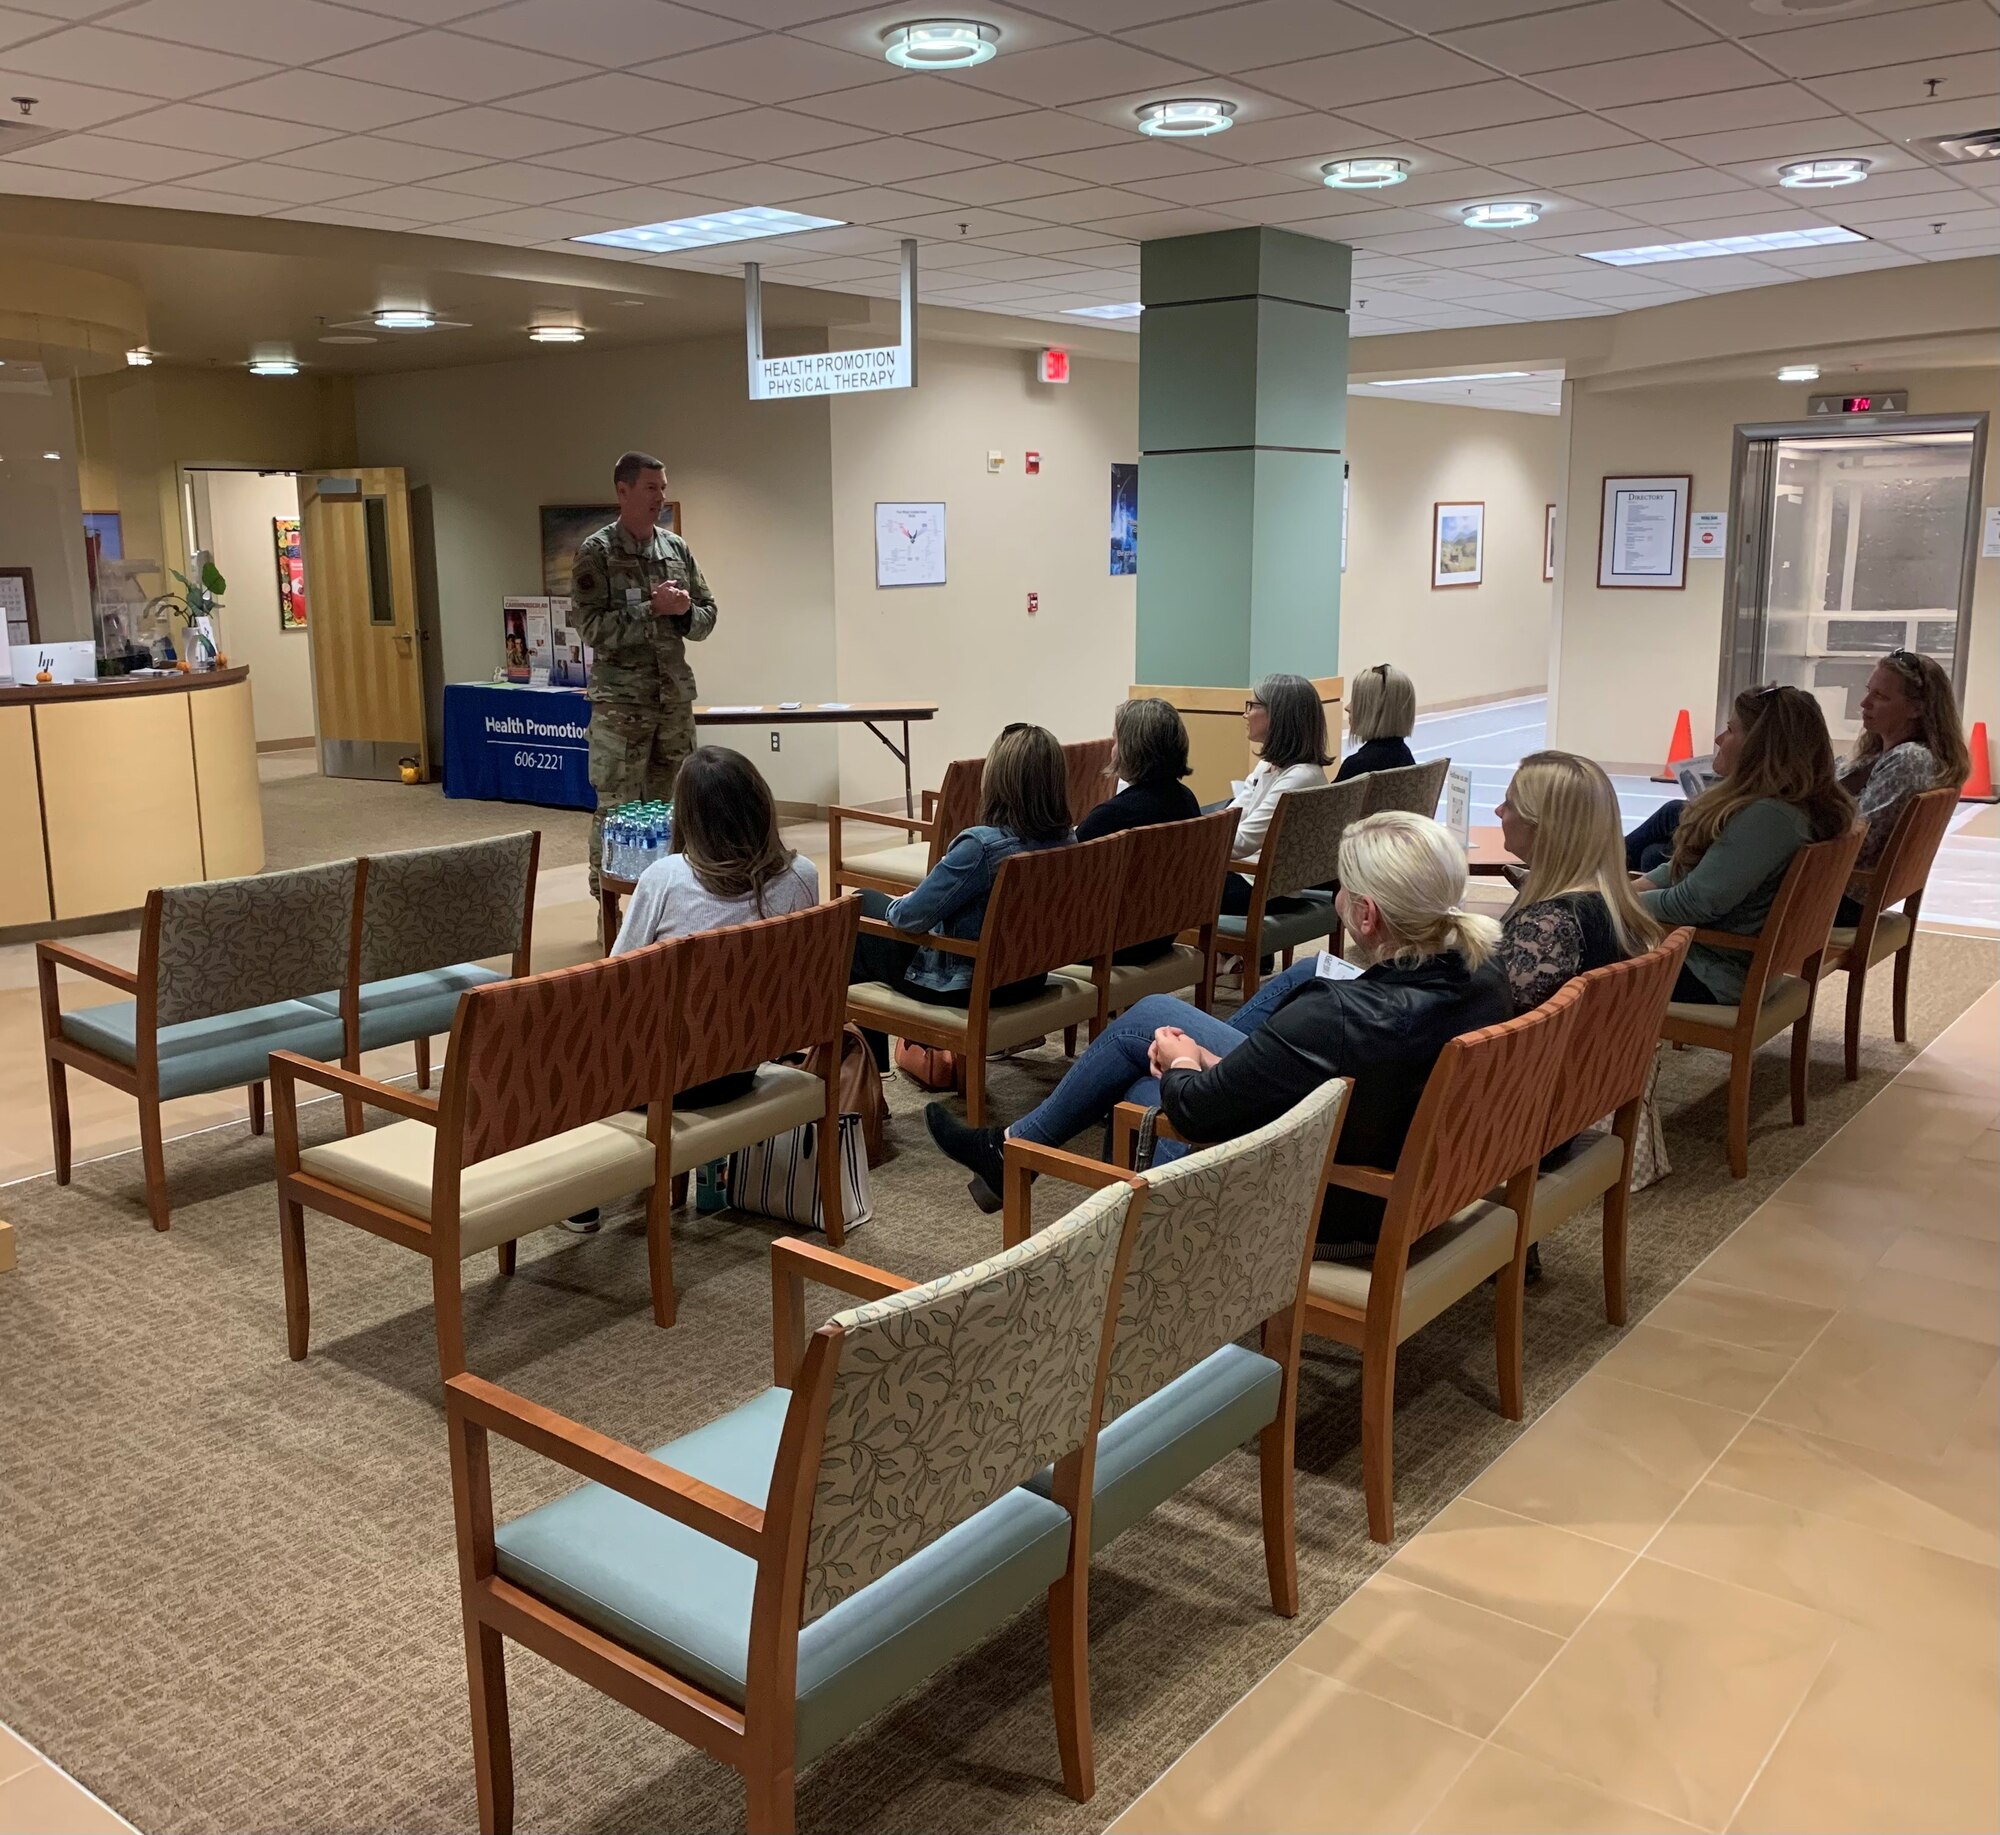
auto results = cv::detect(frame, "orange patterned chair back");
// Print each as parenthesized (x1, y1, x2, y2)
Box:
(1539, 929, 1690, 1153)
(1757, 827, 1866, 985)
(1062, 737, 1117, 828)
(674, 897, 860, 1092)
(1109, 809, 1240, 951)
(979, 836, 1124, 990)
(926, 756, 986, 870)
(445, 941, 685, 1165)
(1868, 787, 1956, 918)
(1380, 979, 1583, 1254)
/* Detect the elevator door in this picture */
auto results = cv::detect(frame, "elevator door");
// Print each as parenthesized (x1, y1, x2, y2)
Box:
(1721, 416, 1984, 745)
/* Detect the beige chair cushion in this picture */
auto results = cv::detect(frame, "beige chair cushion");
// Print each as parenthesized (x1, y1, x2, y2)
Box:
(1519, 1133, 1624, 1244)
(1665, 973, 1810, 1047)
(1057, 944, 1206, 1010)
(606, 1064, 826, 1171)
(1306, 1200, 1519, 1342)
(842, 841, 928, 887)
(1829, 909, 1911, 970)
(299, 1119, 658, 1257)
(847, 973, 1097, 1051)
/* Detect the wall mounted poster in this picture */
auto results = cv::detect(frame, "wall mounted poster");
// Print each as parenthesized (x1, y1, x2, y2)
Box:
(875, 501, 947, 587)
(1598, 475, 1690, 590)
(1543, 503, 1557, 582)
(273, 516, 308, 629)
(1110, 462, 1137, 575)
(1432, 501, 1484, 588)
(539, 502, 680, 598)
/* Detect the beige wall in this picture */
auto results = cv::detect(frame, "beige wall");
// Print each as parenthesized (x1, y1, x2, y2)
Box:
(353, 335, 841, 804)
(192, 469, 315, 746)
(1342, 395, 1558, 710)
(828, 340, 1140, 804)
(1552, 366, 2000, 768)
(0, 380, 92, 642)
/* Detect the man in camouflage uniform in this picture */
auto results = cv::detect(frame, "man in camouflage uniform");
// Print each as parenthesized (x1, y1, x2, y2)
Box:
(570, 450, 717, 893)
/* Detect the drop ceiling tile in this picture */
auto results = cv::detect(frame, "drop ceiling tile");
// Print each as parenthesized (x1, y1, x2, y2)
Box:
(273, 136, 494, 182)
(1808, 53, 2000, 112)
(116, 0, 405, 60)
(0, 5, 58, 45)
(1243, 39, 1491, 110)
(1346, 224, 1504, 254)
(1618, 199, 1815, 232)
(1426, 114, 1640, 165)
(779, 138, 986, 185)
(1208, 189, 1388, 224)
(277, 201, 432, 230)
(643, 35, 892, 104)
(1195, 113, 1388, 165)
(1662, 119, 1854, 163)
(874, 203, 1048, 237)
(1029, 139, 1240, 185)
(182, 159, 384, 202)
(115, 179, 275, 213)
(771, 254, 900, 282)
(96, 102, 339, 156)
(1848, 203, 2000, 236)
(7, 25, 276, 96)
(203, 70, 444, 130)
(787, 77, 1029, 133)
(914, 109, 1127, 161)
(678, 161, 854, 203)
(0, 161, 131, 197)
(972, 223, 1125, 253)
(959, 40, 1211, 109)
(1877, 224, 2000, 254)
(502, 73, 746, 132)
(419, 162, 622, 204)
(1857, 96, 2000, 142)
(1445, 0, 1716, 71)
(1379, 0, 1620, 25)
(1673, 0, 1945, 30)
(1123, 165, 1318, 206)
(1127, 0, 1402, 70)
(782, 182, 944, 220)
(897, 164, 1096, 204)
(4, 0, 148, 13)
(0, 68, 149, 127)
(1566, 167, 1754, 206)
(653, 107, 873, 159)
(1542, 43, 1775, 110)
(435, 200, 642, 238)
(333, 33, 604, 104)
(1002, 184, 1173, 223)
(1831, 181, 1987, 220)
(544, 181, 741, 220)
(747, 222, 905, 254)
(3, 129, 230, 178)
(325, 0, 486, 19)
(1086, 204, 1258, 238)
(374, 105, 607, 155)
(1343, 80, 1571, 137)
(330, 179, 505, 219)
(458, 0, 753, 67)
(1499, 143, 1697, 183)
(528, 140, 739, 182)
(893, 235, 1021, 266)
(945, 254, 1092, 281)
(995, 0, 1234, 31)
(1607, 83, 1839, 138)
(1754, 1, 1997, 76)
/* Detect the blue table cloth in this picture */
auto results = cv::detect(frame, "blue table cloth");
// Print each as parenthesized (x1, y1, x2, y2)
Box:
(443, 682, 593, 810)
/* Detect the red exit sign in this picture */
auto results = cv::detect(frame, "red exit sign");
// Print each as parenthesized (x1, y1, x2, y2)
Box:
(1036, 348, 1070, 384)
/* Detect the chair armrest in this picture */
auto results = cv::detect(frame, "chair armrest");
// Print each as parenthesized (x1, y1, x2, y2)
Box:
(1325, 1162, 1395, 1199)
(35, 941, 140, 996)
(268, 1049, 440, 1124)
(770, 1236, 915, 1385)
(1108, 1100, 1198, 1173)
(854, 916, 980, 958)
(1690, 929, 1758, 954)
(445, 1373, 765, 1557)
(828, 803, 929, 839)
(1003, 1137, 1142, 1192)
(1226, 857, 1261, 875)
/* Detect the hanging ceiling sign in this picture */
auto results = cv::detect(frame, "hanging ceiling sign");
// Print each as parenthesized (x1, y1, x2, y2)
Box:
(746, 239, 917, 401)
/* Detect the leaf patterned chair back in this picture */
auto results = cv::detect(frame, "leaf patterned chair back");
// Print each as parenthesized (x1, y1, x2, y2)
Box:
(354, 832, 538, 986)
(1358, 757, 1450, 821)
(1061, 737, 1117, 829)
(149, 860, 357, 1027)
(1266, 776, 1369, 898)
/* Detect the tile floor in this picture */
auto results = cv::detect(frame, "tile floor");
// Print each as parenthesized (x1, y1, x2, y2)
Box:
(1111, 982, 1999, 1835)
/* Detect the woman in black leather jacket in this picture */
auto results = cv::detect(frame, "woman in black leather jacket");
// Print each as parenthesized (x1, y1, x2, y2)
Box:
(928, 811, 1512, 1255)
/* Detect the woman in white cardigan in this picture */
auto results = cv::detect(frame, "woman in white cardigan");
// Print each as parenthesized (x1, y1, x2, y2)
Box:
(1221, 672, 1333, 915)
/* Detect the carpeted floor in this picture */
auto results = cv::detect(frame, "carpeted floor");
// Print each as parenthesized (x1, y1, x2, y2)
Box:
(259, 768, 592, 874)
(1, 932, 1994, 1835)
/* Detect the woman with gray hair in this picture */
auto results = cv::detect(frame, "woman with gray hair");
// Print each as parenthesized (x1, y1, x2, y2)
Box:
(1222, 671, 1333, 916)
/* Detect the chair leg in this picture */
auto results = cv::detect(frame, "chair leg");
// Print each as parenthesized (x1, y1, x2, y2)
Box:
(1843, 966, 1865, 1082)
(415, 1033, 433, 1090)
(1789, 1009, 1813, 1127)
(495, 1240, 516, 1278)
(1063, 1024, 1077, 1058)
(671, 1171, 690, 1208)
(45, 1052, 72, 1185)
(1258, 1415, 1299, 1616)
(1726, 1048, 1750, 1180)
(139, 1096, 171, 1231)
(818, 1104, 846, 1251)
(1282, 946, 1294, 970)
(646, 1185, 676, 1329)
(248, 1080, 266, 1136)
(1047, 1567, 1095, 1802)
(464, 1620, 515, 1835)
(1892, 942, 1914, 1043)
(1495, 1247, 1527, 1423)
(744, 1768, 797, 1835)
(434, 1260, 469, 1381)
(279, 1194, 311, 1360)
(1241, 947, 1262, 1002)
(1361, 1335, 1398, 1544)
(1601, 1186, 1629, 1327)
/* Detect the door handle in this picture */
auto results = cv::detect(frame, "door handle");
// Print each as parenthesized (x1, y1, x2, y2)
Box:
(393, 631, 414, 651)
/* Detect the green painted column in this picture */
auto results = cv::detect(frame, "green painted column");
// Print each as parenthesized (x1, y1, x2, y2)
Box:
(1135, 227, 1351, 687)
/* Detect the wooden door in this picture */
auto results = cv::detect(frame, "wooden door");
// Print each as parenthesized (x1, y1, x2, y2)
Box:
(298, 467, 428, 780)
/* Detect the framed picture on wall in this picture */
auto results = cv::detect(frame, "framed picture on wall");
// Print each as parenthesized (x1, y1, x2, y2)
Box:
(274, 517, 308, 629)
(1109, 463, 1137, 576)
(1598, 475, 1690, 590)
(539, 502, 681, 598)
(1432, 501, 1484, 589)
(1543, 503, 1557, 582)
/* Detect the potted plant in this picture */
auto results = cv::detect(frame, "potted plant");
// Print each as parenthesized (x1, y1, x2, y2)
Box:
(146, 552, 228, 671)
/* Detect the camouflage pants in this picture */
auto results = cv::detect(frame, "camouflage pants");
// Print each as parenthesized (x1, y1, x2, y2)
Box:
(588, 699, 694, 894)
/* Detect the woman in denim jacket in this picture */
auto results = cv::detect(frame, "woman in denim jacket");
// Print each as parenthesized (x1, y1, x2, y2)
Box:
(848, 722, 1073, 1067)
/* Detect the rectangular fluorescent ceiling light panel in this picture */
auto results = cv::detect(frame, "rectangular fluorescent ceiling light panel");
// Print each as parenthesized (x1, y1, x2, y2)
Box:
(1370, 371, 1531, 386)
(574, 206, 843, 252)
(1582, 225, 1865, 266)
(1064, 302, 1143, 318)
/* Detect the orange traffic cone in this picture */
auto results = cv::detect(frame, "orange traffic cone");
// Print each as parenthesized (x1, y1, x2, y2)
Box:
(1963, 721, 1996, 803)
(1652, 709, 1695, 784)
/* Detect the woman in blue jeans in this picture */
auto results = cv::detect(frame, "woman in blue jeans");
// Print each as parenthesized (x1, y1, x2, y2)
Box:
(927, 813, 1512, 1258)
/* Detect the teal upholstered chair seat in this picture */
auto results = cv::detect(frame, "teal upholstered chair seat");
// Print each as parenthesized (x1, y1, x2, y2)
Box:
(301, 963, 503, 1050)
(61, 999, 346, 1101)
(1217, 898, 1340, 955)
(1025, 1343, 1281, 1553)
(493, 1385, 1074, 1767)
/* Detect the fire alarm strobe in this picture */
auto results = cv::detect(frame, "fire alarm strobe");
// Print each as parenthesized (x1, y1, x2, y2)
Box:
(1026, 592, 1039, 615)
(1036, 349, 1070, 384)
(1025, 451, 1041, 474)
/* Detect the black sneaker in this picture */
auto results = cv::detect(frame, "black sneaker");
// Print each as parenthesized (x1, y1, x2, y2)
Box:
(924, 1103, 1007, 1214)
(562, 1208, 601, 1235)
(1525, 1243, 1543, 1286)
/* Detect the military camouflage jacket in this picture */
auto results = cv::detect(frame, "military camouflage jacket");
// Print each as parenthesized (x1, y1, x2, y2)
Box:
(569, 520, 717, 710)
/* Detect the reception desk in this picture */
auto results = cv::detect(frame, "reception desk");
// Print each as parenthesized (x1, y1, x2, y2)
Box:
(0, 667, 264, 929)
(1131, 676, 1344, 806)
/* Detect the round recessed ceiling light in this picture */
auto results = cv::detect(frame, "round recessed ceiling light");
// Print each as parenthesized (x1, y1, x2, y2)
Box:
(124, 348, 153, 366)
(1777, 363, 1821, 382)
(319, 334, 378, 345)
(42, 450, 60, 460)
(1461, 200, 1541, 228)
(373, 308, 436, 330)
(1137, 98, 1236, 138)
(529, 325, 586, 344)
(1323, 157, 1408, 189)
(1750, 0, 1871, 15)
(249, 357, 299, 376)
(1779, 156, 1870, 188)
(882, 20, 997, 69)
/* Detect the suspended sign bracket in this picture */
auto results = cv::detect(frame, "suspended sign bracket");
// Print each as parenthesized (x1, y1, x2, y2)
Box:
(746, 239, 918, 401)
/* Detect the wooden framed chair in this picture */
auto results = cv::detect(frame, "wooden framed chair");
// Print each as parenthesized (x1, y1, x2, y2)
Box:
(1659, 826, 1865, 1178)
(1061, 736, 1117, 827)
(828, 753, 982, 898)
(37, 861, 357, 1231)
(1359, 757, 1450, 819)
(846, 835, 1124, 1125)
(604, 897, 861, 1250)
(445, 1179, 1148, 1835)
(1001, 1082, 1349, 1614)
(1217, 776, 1369, 998)
(1503, 930, 1691, 1326)
(1064, 809, 1239, 1029)
(1821, 787, 1956, 1081)
(310, 832, 540, 1134)
(271, 939, 685, 1377)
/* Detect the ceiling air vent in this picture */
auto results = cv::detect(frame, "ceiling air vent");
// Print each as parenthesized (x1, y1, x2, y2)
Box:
(1917, 128, 2000, 164)
(0, 116, 66, 156)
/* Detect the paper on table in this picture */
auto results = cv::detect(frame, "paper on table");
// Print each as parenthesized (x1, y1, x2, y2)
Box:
(1315, 951, 1362, 982)
(699, 704, 763, 714)
(822, 701, 851, 710)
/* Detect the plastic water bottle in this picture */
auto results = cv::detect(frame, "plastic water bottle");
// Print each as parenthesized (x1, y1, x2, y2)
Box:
(607, 811, 629, 879)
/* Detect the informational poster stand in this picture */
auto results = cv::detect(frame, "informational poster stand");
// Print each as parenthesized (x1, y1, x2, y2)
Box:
(1598, 475, 1690, 590)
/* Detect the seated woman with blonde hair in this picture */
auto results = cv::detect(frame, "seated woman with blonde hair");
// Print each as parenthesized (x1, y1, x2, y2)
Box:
(1337, 662, 1417, 781)
(1837, 648, 1969, 923)
(928, 811, 1511, 1257)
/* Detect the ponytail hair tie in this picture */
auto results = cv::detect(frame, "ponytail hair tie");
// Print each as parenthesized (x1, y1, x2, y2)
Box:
(1445, 905, 1468, 918)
